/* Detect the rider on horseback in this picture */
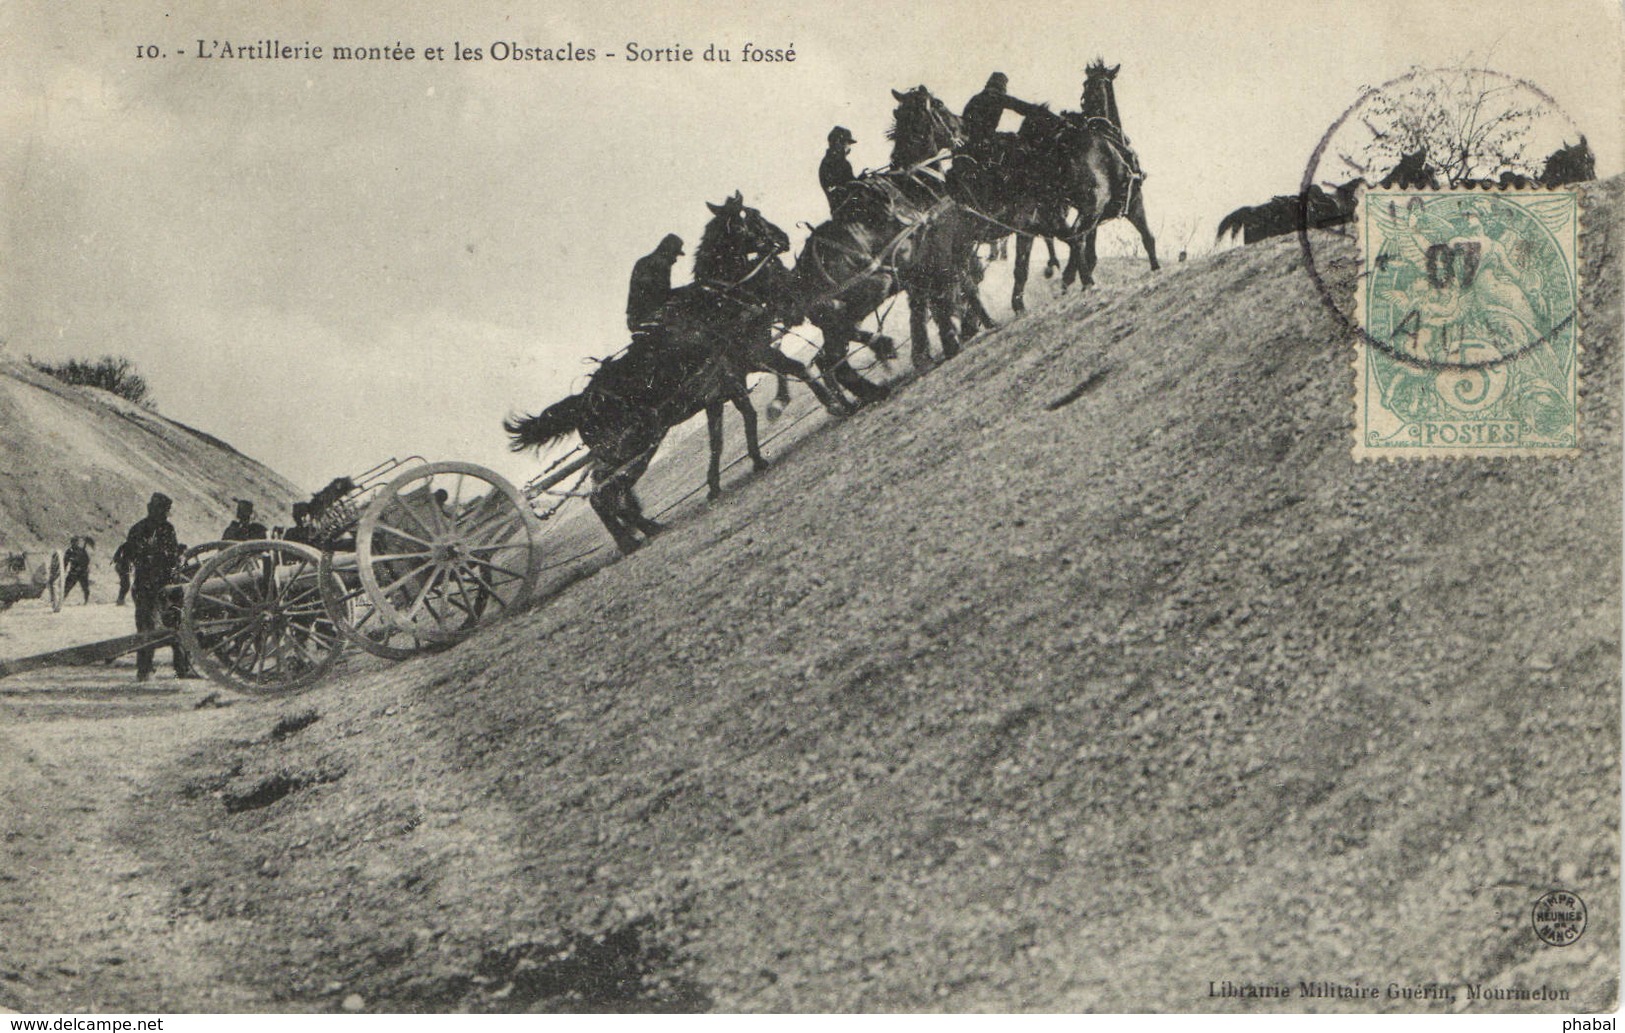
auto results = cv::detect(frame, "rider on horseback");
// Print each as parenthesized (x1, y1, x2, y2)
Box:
(962, 74, 1043, 160)
(820, 126, 859, 217)
(626, 233, 685, 347)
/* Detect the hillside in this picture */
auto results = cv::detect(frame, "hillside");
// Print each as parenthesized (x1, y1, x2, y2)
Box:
(0, 356, 301, 576)
(0, 178, 1617, 1013)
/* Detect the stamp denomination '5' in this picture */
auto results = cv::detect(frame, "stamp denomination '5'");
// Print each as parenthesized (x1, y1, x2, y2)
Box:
(1354, 188, 1580, 458)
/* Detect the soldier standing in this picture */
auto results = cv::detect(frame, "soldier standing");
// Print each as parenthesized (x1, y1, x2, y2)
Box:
(222, 499, 268, 542)
(123, 492, 197, 681)
(63, 536, 92, 605)
(113, 539, 133, 605)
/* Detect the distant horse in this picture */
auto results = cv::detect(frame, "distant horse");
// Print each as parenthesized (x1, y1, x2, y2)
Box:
(1061, 59, 1159, 289)
(505, 195, 814, 553)
(789, 97, 987, 406)
(1216, 179, 1361, 244)
(1539, 137, 1595, 186)
(1458, 138, 1595, 190)
(1216, 148, 1441, 247)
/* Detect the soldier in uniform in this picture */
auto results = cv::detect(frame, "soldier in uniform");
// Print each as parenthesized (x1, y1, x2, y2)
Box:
(819, 126, 859, 218)
(123, 492, 197, 681)
(222, 499, 268, 542)
(625, 234, 685, 344)
(960, 72, 1044, 169)
(281, 502, 320, 548)
(113, 539, 133, 605)
(63, 536, 92, 605)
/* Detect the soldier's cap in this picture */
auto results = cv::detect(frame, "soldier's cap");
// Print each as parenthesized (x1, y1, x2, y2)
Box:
(986, 72, 1009, 90)
(292, 501, 311, 519)
(658, 233, 685, 257)
(829, 126, 856, 145)
(148, 492, 172, 511)
(235, 498, 254, 516)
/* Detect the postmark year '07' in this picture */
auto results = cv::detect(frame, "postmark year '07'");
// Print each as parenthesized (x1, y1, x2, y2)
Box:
(1354, 188, 1580, 459)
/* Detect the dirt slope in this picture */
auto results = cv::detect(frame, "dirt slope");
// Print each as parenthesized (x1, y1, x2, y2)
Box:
(0, 356, 301, 569)
(3, 179, 1618, 1013)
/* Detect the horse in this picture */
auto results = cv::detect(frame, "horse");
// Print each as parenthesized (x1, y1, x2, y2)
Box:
(888, 84, 1065, 318)
(787, 100, 987, 407)
(505, 194, 817, 554)
(1061, 59, 1159, 289)
(1541, 137, 1595, 186)
(1216, 179, 1361, 245)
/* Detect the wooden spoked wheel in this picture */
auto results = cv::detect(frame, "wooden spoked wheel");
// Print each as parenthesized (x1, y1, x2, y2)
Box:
(317, 551, 450, 660)
(180, 540, 345, 694)
(178, 540, 234, 582)
(355, 462, 541, 644)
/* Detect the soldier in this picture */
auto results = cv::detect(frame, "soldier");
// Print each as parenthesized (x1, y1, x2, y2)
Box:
(960, 72, 1044, 168)
(113, 539, 133, 605)
(819, 126, 859, 218)
(63, 536, 92, 605)
(222, 499, 268, 542)
(625, 234, 685, 342)
(123, 492, 197, 681)
(281, 502, 320, 548)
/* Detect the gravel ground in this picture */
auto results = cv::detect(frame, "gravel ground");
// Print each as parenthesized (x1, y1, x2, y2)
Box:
(1, 178, 1617, 1013)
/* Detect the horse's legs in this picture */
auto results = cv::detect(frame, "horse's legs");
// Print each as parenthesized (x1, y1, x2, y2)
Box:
(757, 343, 849, 416)
(820, 325, 891, 405)
(767, 370, 792, 420)
(732, 389, 769, 472)
(1043, 235, 1061, 278)
(1127, 192, 1160, 271)
(1012, 233, 1032, 314)
(589, 465, 642, 555)
(909, 297, 934, 371)
(705, 402, 726, 501)
(850, 328, 898, 363)
(931, 291, 961, 360)
(618, 449, 665, 539)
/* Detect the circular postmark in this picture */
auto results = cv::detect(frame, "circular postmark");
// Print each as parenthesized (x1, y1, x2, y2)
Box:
(1531, 890, 1587, 947)
(1297, 68, 1586, 373)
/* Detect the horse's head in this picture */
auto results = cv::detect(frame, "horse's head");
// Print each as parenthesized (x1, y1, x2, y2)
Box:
(888, 85, 961, 166)
(1084, 58, 1120, 81)
(1081, 58, 1122, 123)
(697, 191, 790, 282)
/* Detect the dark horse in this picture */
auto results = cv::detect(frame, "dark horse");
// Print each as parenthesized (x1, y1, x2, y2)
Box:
(1473, 137, 1596, 188)
(505, 194, 830, 554)
(1216, 179, 1362, 244)
(888, 84, 1065, 317)
(1060, 60, 1160, 289)
(790, 100, 987, 407)
(1217, 149, 1438, 246)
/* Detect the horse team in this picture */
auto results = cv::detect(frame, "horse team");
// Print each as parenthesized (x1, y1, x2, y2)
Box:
(507, 64, 1162, 555)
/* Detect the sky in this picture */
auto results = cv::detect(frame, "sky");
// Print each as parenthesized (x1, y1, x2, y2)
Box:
(2, 0, 1621, 491)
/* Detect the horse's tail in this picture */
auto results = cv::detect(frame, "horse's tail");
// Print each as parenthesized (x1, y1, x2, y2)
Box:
(1215, 206, 1251, 242)
(504, 395, 587, 452)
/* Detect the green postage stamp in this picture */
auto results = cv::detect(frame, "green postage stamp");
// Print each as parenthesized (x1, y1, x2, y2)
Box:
(1354, 188, 1580, 458)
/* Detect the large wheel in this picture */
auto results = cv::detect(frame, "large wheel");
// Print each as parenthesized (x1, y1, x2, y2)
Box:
(178, 540, 233, 581)
(180, 540, 345, 694)
(356, 462, 542, 644)
(317, 551, 451, 660)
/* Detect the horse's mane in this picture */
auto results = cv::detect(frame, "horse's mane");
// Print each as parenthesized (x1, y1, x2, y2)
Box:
(693, 215, 739, 281)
